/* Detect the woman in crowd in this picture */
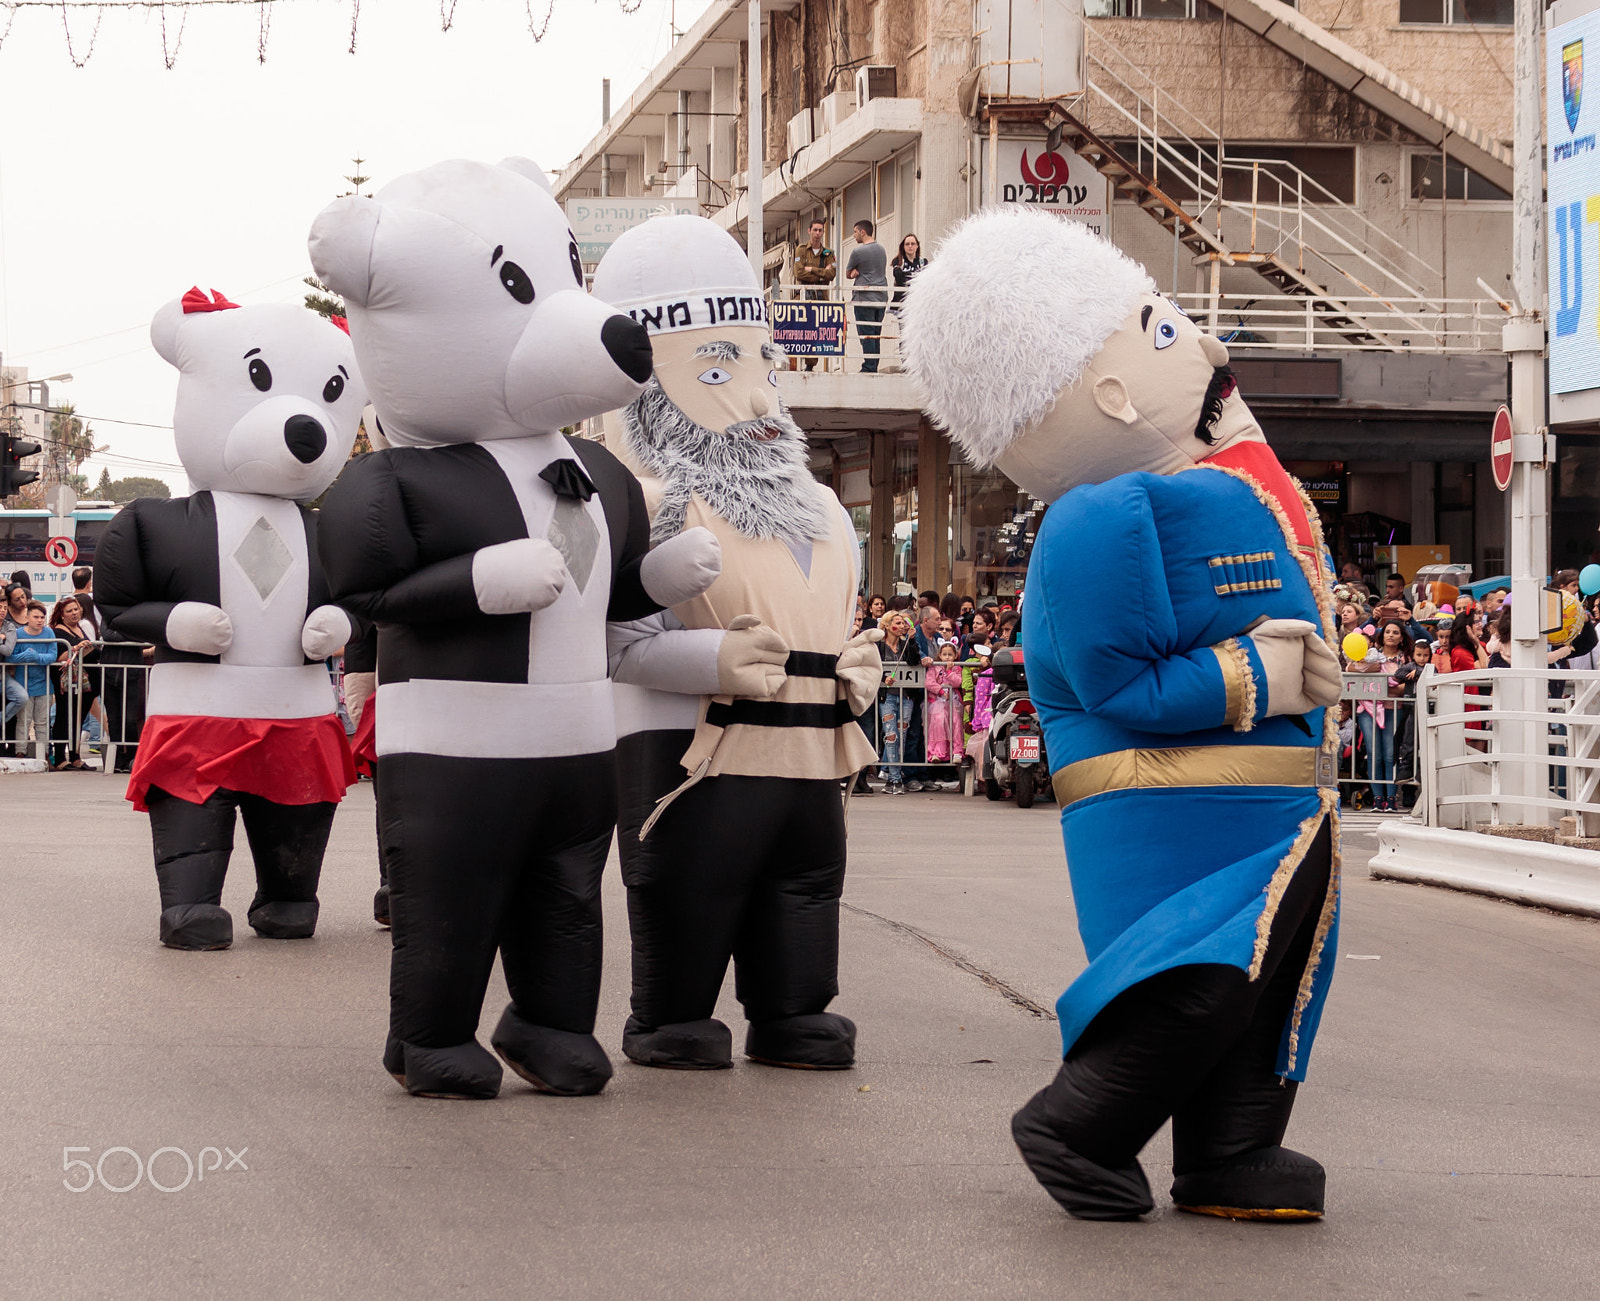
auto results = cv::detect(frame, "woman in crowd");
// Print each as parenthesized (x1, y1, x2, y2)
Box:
(47, 596, 97, 771)
(877, 612, 920, 795)
(890, 234, 926, 314)
(1349, 617, 1411, 811)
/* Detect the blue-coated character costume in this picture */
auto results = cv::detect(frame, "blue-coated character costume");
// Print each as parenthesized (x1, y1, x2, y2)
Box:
(902, 207, 1345, 1222)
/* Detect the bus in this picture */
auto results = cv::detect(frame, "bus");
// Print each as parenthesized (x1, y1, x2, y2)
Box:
(0, 503, 121, 607)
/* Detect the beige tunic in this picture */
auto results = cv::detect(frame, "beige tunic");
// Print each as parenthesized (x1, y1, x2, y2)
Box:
(670, 489, 877, 780)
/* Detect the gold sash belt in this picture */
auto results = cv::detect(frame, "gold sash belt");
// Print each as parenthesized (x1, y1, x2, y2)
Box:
(1051, 744, 1320, 808)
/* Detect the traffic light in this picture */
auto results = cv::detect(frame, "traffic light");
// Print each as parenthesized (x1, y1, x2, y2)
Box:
(1, 432, 42, 497)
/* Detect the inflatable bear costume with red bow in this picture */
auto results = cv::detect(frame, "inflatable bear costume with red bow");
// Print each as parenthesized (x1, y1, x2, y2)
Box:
(96, 289, 366, 950)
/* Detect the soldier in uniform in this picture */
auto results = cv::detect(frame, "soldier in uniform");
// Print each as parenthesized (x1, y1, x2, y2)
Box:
(792, 218, 837, 372)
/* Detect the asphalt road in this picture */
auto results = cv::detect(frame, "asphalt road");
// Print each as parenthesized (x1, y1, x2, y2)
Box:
(1, 775, 1596, 1299)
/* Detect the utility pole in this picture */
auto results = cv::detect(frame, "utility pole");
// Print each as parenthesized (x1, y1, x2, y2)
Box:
(747, 0, 763, 282)
(1506, 0, 1549, 673)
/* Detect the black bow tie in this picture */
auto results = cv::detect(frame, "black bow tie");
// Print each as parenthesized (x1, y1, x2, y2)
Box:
(540, 459, 597, 502)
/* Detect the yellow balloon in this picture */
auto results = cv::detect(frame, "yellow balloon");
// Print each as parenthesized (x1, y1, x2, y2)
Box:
(1342, 632, 1370, 662)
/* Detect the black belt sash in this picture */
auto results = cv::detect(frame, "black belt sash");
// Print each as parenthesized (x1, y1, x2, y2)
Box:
(703, 648, 850, 730)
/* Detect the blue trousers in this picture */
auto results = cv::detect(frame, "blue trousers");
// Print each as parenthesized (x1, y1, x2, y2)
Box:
(1357, 709, 1395, 803)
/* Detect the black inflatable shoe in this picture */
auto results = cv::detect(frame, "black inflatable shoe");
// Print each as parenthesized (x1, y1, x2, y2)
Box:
(372, 885, 391, 929)
(622, 1016, 734, 1069)
(491, 1006, 613, 1096)
(159, 904, 233, 951)
(1171, 1145, 1326, 1221)
(1011, 1087, 1154, 1221)
(745, 1012, 856, 1070)
(247, 898, 318, 939)
(386, 1036, 502, 1100)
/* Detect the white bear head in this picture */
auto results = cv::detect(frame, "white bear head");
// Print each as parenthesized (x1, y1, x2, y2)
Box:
(151, 290, 367, 502)
(306, 156, 653, 446)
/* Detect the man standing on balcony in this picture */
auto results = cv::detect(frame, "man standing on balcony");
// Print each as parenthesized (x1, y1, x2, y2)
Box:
(793, 219, 837, 373)
(846, 219, 888, 374)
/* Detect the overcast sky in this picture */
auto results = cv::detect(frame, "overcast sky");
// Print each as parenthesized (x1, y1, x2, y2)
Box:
(0, 0, 711, 494)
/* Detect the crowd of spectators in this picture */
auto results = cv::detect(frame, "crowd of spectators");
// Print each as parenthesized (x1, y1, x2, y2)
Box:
(1330, 564, 1600, 810)
(1, 567, 110, 769)
(851, 589, 1020, 794)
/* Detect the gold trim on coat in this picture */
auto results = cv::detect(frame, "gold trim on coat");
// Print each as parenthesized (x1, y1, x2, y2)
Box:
(1051, 744, 1319, 807)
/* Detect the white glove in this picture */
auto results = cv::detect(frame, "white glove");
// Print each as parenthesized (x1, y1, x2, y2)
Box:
(472, 537, 567, 615)
(641, 526, 722, 608)
(301, 604, 354, 660)
(166, 601, 234, 656)
(718, 614, 790, 698)
(1248, 619, 1342, 717)
(835, 628, 886, 716)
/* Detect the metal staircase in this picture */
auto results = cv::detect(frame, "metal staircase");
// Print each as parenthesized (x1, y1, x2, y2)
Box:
(1051, 23, 1453, 347)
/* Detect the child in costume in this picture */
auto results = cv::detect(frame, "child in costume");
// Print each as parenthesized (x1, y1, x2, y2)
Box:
(903, 209, 1343, 1222)
(924, 642, 964, 762)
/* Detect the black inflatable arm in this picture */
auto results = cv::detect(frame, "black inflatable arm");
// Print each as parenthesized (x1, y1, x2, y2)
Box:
(319, 453, 486, 626)
(94, 501, 179, 646)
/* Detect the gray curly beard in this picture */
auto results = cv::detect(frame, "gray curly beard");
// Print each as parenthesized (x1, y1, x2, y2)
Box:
(620, 379, 836, 546)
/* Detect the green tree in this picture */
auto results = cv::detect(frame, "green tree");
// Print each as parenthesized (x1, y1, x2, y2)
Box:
(99, 475, 171, 503)
(48, 405, 106, 475)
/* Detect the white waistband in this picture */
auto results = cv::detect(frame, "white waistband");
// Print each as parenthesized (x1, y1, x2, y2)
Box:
(376, 677, 616, 759)
(147, 662, 338, 721)
(613, 682, 702, 738)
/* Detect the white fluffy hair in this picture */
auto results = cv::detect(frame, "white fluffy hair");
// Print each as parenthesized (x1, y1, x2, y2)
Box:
(901, 208, 1153, 467)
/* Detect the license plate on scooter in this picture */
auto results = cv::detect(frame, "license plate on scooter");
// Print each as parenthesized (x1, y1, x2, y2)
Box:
(1010, 735, 1040, 763)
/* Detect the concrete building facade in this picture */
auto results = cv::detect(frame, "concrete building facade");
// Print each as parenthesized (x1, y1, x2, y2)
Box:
(556, 0, 1569, 598)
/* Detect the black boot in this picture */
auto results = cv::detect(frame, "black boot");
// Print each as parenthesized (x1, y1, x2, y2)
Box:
(385, 1034, 502, 1100)
(491, 1005, 613, 1096)
(1171, 1145, 1325, 1220)
(622, 1016, 733, 1069)
(247, 897, 318, 939)
(159, 904, 233, 951)
(373, 884, 391, 929)
(745, 1012, 856, 1069)
(1011, 1087, 1154, 1220)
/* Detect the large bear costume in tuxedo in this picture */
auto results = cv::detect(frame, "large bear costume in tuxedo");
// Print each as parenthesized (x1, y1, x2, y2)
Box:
(96, 290, 365, 951)
(311, 158, 722, 1101)
(903, 210, 1344, 1222)
(597, 216, 882, 1072)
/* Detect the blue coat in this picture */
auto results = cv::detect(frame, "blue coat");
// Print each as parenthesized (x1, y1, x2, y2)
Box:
(1022, 466, 1340, 1081)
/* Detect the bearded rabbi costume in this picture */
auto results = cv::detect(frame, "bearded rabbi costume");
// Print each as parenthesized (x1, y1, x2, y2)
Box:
(95, 291, 366, 951)
(595, 216, 882, 1072)
(311, 159, 723, 1102)
(902, 209, 1344, 1222)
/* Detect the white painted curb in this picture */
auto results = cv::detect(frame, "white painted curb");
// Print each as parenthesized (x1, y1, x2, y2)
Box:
(1369, 820, 1600, 918)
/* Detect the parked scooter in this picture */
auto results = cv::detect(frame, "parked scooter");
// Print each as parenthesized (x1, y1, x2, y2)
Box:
(976, 647, 1047, 808)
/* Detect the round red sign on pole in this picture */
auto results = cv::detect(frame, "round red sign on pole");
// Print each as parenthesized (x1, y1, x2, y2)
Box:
(45, 536, 78, 567)
(1491, 405, 1514, 492)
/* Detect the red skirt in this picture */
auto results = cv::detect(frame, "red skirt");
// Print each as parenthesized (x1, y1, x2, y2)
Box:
(350, 697, 378, 777)
(127, 714, 357, 811)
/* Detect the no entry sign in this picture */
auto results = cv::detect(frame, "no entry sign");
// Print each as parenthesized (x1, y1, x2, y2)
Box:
(1492, 405, 1514, 491)
(45, 535, 78, 567)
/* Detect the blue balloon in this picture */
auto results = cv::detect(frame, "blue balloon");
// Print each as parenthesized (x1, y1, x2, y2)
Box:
(1583, 564, 1600, 596)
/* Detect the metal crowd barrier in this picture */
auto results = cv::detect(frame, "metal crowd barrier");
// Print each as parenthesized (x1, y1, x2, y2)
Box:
(2, 639, 351, 773)
(868, 660, 977, 790)
(1338, 671, 1423, 809)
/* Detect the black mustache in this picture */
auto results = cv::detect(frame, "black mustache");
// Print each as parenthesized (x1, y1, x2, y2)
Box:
(1195, 366, 1237, 445)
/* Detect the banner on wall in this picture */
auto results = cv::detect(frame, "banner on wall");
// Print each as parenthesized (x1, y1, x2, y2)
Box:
(1549, 0, 1600, 416)
(976, 140, 1108, 234)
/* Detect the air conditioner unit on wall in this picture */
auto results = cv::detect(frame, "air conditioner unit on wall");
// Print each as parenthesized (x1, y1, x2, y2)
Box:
(787, 108, 814, 156)
(819, 90, 856, 135)
(855, 65, 898, 104)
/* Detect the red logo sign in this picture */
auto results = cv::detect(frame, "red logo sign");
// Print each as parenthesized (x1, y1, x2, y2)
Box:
(1020, 149, 1074, 186)
(45, 536, 78, 567)
(1491, 405, 1513, 492)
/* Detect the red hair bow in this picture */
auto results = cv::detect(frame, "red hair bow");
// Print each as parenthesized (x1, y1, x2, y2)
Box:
(181, 287, 240, 314)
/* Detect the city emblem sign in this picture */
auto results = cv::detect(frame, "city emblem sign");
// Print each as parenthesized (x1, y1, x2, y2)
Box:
(1566, 39, 1584, 133)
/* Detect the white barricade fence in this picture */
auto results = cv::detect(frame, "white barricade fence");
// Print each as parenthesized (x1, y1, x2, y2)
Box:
(1414, 666, 1600, 833)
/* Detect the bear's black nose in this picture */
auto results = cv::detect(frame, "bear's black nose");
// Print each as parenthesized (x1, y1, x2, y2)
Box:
(601, 314, 653, 384)
(284, 415, 328, 464)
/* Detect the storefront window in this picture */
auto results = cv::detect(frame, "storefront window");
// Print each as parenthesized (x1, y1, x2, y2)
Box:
(892, 435, 919, 591)
(951, 462, 1044, 603)
(1554, 437, 1600, 571)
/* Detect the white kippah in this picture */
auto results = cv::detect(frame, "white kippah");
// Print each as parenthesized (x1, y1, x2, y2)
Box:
(901, 208, 1152, 467)
(592, 214, 766, 336)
